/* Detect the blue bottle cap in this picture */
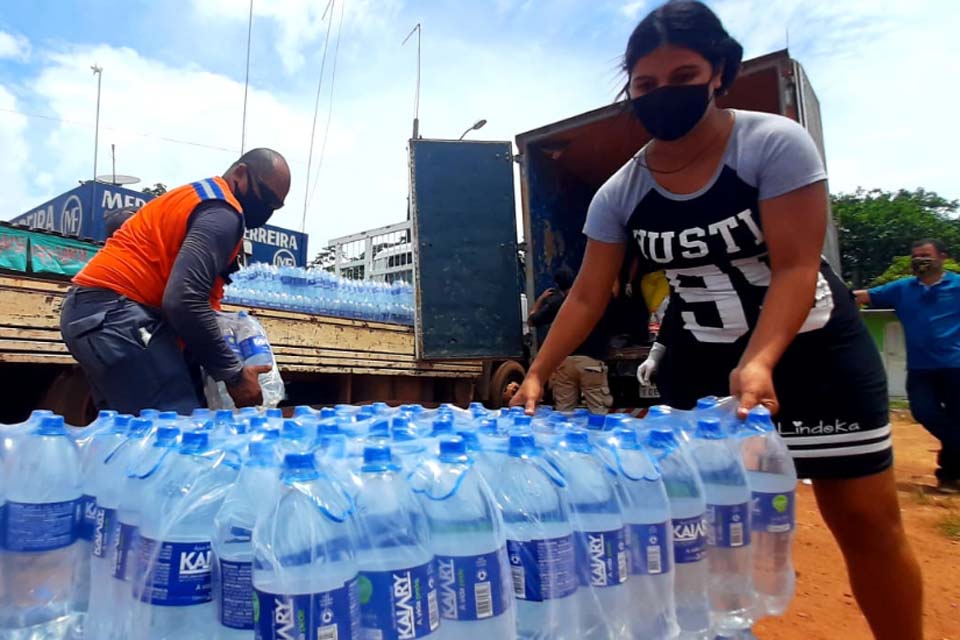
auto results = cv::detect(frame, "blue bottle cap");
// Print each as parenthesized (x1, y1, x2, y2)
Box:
(294, 406, 314, 418)
(604, 414, 628, 431)
(646, 428, 678, 449)
(392, 427, 417, 442)
(30, 409, 54, 419)
(129, 418, 152, 437)
(36, 415, 66, 435)
(372, 402, 389, 412)
(573, 408, 590, 418)
(266, 408, 283, 419)
(215, 410, 234, 422)
(239, 407, 259, 417)
(155, 427, 180, 445)
(439, 436, 468, 460)
(697, 396, 719, 410)
(363, 445, 393, 466)
(478, 418, 499, 435)
(260, 428, 280, 442)
(514, 415, 533, 428)
(508, 433, 537, 457)
(368, 420, 390, 437)
(469, 402, 484, 411)
(320, 407, 337, 419)
(140, 409, 159, 419)
(249, 416, 268, 431)
(248, 440, 276, 465)
(191, 408, 212, 419)
(112, 414, 133, 433)
(158, 411, 178, 421)
(391, 416, 415, 431)
(282, 419, 305, 439)
(695, 418, 724, 440)
(456, 430, 481, 451)
(746, 406, 776, 432)
(357, 406, 376, 418)
(646, 405, 671, 418)
(586, 414, 605, 430)
(233, 420, 249, 435)
(564, 429, 591, 447)
(282, 453, 317, 476)
(612, 428, 638, 448)
(431, 419, 455, 436)
(180, 431, 209, 452)
(97, 410, 118, 420)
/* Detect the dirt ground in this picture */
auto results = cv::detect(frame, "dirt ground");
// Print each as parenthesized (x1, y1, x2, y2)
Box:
(752, 411, 960, 640)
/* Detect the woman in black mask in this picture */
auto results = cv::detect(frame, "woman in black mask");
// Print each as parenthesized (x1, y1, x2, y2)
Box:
(511, 2, 922, 638)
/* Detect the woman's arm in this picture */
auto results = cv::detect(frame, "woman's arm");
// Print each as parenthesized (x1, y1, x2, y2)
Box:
(731, 180, 828, 416)
(512, 239, 626, 413)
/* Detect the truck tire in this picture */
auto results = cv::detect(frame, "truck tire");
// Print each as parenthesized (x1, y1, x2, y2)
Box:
(487, 360, 526, 409)
(42, 366, 98, 426)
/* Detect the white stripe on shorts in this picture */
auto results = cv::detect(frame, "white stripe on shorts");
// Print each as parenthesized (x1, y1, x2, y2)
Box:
(788, 433, 892, 458)
(780, 424, 891, 446)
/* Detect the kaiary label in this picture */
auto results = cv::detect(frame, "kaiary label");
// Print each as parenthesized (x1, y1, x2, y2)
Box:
(435, 547, 511, 621)
(672, 515, 707, 564)
(113, 522, 138, 581)
(80, 494, 97, 542)
(574, 528, 628, 588)
(254, 579, 360, 640)
(241, 335, 272, 359)
(752, 490, 795, 534)
(1, 499, 80, 552)
(358, 561, 438, 640)
(628, 522, 672, 576)
(506, 535, 577, 602)
(92, 505, 117, 559)
(138, 536, 213, 606)
(706, 503, 751, 549)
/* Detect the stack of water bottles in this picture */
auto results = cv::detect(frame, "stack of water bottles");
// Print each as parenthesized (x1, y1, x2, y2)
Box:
(223, 264, 415, 325)
(0, 396, 797, 640)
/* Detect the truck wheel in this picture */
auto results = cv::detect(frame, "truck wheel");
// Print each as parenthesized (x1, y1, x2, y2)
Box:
(42, 366, 98, 426)
(488, 360, 526, 409)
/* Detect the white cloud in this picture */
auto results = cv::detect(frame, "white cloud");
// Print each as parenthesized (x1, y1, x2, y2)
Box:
(0, 85, 34, 218)
(620, 1, 646, 20)
(0, 31, 30, 61)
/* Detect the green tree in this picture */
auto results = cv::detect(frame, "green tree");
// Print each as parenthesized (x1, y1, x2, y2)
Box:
(833, 188, 960, 287)
(870, 255, 960, 286)
(141, 182, 167, 197)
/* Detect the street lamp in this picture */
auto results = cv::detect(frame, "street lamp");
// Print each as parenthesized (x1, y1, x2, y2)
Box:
(458, 119, 487, 140)
(91, 64, 103, 217)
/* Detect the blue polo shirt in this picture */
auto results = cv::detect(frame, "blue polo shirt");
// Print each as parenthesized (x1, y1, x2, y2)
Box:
(869, 272, 960, 370)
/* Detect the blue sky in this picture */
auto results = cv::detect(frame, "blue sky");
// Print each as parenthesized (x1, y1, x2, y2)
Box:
(0, 0, 957, 252)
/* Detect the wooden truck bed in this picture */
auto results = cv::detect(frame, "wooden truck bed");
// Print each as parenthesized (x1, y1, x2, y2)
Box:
(0, 273, 481, 379)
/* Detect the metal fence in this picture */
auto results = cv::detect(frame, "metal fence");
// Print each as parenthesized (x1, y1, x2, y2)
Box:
(327, 220, 414, 284)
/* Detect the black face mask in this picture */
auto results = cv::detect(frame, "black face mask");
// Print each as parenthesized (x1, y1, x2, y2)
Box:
(631, 82, 713, 141)
(911, 257, 937, 275)
(236, 179, 274, 229)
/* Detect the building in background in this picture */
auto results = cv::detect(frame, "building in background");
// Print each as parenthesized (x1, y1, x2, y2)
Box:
(862, 309, 907, 399)
(326, 220, 414, 284)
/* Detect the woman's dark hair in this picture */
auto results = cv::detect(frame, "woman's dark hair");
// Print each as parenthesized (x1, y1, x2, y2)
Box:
(623, 0, 744, 96)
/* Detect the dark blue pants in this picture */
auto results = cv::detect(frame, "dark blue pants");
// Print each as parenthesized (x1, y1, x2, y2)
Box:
(906, 368, 960, 481)
(59, 287, 203, 415)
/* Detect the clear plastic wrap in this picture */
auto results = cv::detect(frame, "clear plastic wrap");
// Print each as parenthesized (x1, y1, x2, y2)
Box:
(205, 311, 285, 410)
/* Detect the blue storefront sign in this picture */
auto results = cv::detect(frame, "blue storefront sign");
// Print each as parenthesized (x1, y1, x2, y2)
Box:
(9, 182, 308, 267)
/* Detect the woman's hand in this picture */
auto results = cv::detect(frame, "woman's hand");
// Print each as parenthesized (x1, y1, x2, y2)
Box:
(730, 360, 779, 419)
(509, 372, 545, 415)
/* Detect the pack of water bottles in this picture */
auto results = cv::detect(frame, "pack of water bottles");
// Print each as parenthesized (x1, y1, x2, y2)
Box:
(223, 264, 415, 325)
(205, 311, 285, 410)
(0, 397, 797, 640)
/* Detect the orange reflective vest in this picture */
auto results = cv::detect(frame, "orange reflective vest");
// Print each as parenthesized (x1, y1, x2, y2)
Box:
(74, 177, 243, 310)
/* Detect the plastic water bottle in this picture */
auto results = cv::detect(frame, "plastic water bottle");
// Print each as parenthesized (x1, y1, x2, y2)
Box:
(606, 429, 679, 639)
(412, 437, 515, 639)
(739, 407, 797, 617)
(213, 441, 280, 638)
(689, 419, 756, 634)
(490, 434, 579, 640)
(0, 416, 83, 638)
(233, 311, 284, 407)
(552, 430, 630, 639)
(252, 452, 361, 639)
(135, 432, 235, 640)
(354, 445, 440, 639)
(89, 417, 152, 640)
(644, 428, 711, 639)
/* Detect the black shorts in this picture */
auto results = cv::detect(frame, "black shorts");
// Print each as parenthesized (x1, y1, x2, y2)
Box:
(658, 321, 892, 480)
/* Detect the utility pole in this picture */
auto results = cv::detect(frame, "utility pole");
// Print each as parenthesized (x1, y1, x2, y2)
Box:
(402, 23, 421, 140)
(241, 0, 254, 153)
(91, 64, 103, 217)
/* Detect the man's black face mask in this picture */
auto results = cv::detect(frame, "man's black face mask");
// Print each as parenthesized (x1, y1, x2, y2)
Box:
(237, 173, 279, 229)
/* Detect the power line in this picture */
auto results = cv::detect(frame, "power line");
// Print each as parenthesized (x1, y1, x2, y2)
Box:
(301, 0, 337, 234)
(0, 106, 241, 153)
(306, 0, 346, 211)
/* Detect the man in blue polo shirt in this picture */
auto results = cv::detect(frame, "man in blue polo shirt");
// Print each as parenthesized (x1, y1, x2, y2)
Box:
(856, 239, 960, 492)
